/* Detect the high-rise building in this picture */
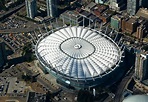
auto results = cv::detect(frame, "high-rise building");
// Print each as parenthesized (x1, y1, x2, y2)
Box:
(46, 0, 58, 17)
(135, 53, 148, 81)
(25, 0, 37, 19)
(136, 20, 148, 39)
(136, 8, 148, 19)
(109, 0, 126, 11)
(121, 17, 129, 32)
(111, 15, 123, 31)
(125, 18, 138, 34)
(140, 0, 148, 8)
(0, 42, 7, 68)
(127, 0, 139, 15)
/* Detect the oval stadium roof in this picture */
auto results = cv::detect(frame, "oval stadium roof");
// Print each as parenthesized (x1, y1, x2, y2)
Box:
(36, 26, 121, 79)
(123, 95, 148, 102)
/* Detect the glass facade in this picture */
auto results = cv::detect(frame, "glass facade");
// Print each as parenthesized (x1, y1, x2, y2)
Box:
(25, 0, 37, 18)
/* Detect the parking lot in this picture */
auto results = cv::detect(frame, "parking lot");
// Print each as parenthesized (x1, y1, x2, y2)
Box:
(0, 96, 26, 102)
(0, 77, 8, 95)
(0, 16, 27, 30)
(0, 33, 31, 52)
(0, 77, 26, 95)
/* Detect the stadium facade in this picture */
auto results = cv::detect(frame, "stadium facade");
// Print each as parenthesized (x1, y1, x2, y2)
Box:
(35, 26, 126, 89)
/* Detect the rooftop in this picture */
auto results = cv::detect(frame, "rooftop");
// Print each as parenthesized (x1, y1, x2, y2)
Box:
(91, 4, 108, 13)
(127, 18, 137, 24)
(85, 2, 97, 11)
(100, 9, 115, 18)
(26, 92, 46, 102)
(62, 10, 80, 18)
(136, 8, 148, 19)
(88, 14, 97, 21)
(112, 15, 123, 21)
(79, 10, 91, 17)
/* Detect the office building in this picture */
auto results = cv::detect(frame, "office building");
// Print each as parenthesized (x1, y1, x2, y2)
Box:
(136, 20, 148, 39)
(84, 2, 96, 12)
(121, 17, 129, 32)
(141, 0, 148, 8)
(135, 53, 148, 81)
(78, 9, 102, 27)
(92, 4, 108, 16)
(25, 0, 37, 19)
(46, 0, 58, 17)
(60, 10, 83, 26)
(136, 8, 148, 19)
(109, 0, 126, 11)
(99, 9, 115, 23)
(0, 42, 7, 68)
(125, 18, 138, 34)
(127, 0, 139, 15)
(111, 15, 123, 31)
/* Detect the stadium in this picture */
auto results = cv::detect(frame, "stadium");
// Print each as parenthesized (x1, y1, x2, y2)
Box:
(35, 26, 125, 89)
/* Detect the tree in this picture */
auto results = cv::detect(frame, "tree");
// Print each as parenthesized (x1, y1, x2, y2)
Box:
(22, 74, 31, 81)
(21, 42, 35, 62)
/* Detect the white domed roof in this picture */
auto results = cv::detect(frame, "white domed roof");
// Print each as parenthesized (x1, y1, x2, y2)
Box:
(123, 95, 148, 102)
(36, 26, 121, 79)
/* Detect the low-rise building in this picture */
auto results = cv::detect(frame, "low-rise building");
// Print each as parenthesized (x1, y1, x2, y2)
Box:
(79, 9, 102, 26)
(79, 10, 91, 18)
(84, 2, 97, 12)
(92, 4, 108, 16)
(60, 10, 83, 26)
(99, 9, 115, 23)
(34, 16, 44, 23)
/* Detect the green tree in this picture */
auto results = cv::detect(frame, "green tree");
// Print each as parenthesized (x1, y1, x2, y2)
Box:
(22, 42, 35, 62)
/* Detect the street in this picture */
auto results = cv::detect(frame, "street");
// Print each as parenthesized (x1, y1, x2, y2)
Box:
(114, 67, 134, 102)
